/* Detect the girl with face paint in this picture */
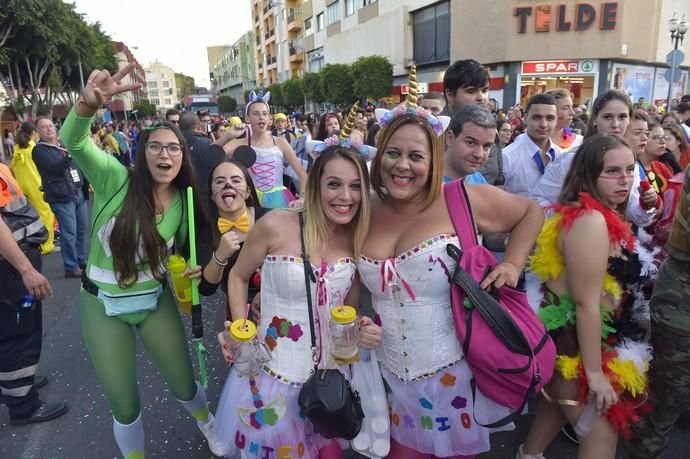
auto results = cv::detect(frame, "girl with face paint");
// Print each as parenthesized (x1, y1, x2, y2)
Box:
(199, 158, 267, 321)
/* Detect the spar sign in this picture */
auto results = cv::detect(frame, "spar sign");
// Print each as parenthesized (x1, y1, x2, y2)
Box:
(521, 60, 597, 75)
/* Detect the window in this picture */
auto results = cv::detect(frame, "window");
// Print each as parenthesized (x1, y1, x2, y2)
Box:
(305, 16, 313, 35)
(149, 89, 159, 97)
(309, 48, 324, 72)
(150, 98, 160, 106)
(163, 81, 170, 88)
(148, 81, 158, 88)
(360, 0, 376, 6)
(413, 1, 450, 65)
(345, 0, 355, 16)
(327, 1, 340, 25)
(165, 98, 172, 105)
(317, 12, 324, 31)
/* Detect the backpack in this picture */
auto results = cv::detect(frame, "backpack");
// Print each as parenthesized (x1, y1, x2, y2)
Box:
(444, 179, 556, 427)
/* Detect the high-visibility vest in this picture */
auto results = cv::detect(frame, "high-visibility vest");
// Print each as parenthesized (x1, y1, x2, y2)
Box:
(0, 163, 47, 245)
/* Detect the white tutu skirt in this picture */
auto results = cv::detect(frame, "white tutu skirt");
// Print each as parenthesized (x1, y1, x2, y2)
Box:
(382, 359, 514, 457)
(215, 367, 345, 458)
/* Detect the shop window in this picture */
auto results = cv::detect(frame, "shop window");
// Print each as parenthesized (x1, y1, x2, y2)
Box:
(413, 1, 450, 65)
(327, 1, 340, 25)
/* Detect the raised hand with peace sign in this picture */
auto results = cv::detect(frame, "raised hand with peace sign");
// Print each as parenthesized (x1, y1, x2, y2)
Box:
(76, 62, 143, 117)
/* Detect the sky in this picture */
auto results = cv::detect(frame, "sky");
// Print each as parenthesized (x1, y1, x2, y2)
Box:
(68, 0, 252, 88)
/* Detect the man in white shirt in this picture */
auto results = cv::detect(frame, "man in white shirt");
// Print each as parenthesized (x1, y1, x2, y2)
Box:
(502, 93, 559, 196)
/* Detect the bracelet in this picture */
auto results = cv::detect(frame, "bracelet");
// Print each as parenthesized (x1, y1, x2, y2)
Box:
(78, 97, 100, 111)
(212, 251, 228, 267)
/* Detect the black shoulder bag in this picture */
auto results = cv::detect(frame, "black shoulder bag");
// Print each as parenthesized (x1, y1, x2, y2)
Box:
(296, 212, 364, 440)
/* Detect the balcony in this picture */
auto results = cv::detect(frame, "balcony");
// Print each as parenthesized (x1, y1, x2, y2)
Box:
(287, 14, 303, 32)
(289, 47, 303, 63)
(254, 14, 259, 23)
(265, 29, 275, 44)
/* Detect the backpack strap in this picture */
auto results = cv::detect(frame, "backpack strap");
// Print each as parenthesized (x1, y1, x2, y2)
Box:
(444, 179, 478, 249)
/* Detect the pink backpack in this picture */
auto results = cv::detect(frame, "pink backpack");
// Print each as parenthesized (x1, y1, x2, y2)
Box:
(444, 180, 555, 427)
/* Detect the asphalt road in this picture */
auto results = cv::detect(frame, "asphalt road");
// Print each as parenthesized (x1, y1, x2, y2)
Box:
(1, 249, 689, 458)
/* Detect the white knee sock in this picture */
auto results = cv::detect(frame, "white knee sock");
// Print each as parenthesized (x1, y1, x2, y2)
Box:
(113, 413, 145, 458)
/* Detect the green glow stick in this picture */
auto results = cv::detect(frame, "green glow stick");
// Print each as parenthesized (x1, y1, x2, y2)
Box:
(187, 186, 207, 389)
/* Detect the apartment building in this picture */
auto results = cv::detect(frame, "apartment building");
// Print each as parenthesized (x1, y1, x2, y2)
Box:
(210, 32, 258, 103)
(144, 61, 179, 112)
(252, 0, 306, 86)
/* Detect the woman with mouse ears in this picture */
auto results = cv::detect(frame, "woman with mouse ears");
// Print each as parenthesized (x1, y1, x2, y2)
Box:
(222, 91, 308, 209)
(58, 63, 225, 458)
(198, 155, 267, 322)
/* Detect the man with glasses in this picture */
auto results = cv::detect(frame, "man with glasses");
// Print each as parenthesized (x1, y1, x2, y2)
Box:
(32, 117, 88, 278)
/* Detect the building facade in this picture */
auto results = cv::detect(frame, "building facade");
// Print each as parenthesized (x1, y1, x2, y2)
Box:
(295, 0, 688, 109)
(453, 0, 690, 107)
(144, 61, 179, 112)
(252, 0, 305, 87)
(210, 31, 258, 103)
(111, 42, 147, 117)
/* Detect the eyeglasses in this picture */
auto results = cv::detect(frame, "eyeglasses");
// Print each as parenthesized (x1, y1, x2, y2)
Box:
(145, 141, 183, 156)
(651, 135, 670, 142)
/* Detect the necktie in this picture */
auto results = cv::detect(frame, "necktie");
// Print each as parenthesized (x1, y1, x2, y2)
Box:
(218, 211, 250, 234)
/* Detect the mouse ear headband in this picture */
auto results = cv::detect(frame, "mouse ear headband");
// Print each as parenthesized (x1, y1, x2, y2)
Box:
(375, 64, 450, 136)
(246, 90, 272, 116)
(306, 101, 376, 161)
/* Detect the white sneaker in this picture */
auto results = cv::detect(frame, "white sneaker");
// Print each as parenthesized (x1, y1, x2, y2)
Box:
(198, 413, 227, 457)
(516, 444, 545, 459)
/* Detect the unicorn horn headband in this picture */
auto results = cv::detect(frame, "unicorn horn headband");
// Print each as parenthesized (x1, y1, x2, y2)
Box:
(306, 101, 375, 162)
(375, 62, 450, 136)
(407, 64, 418, 109)
(340, 101, 360, 140)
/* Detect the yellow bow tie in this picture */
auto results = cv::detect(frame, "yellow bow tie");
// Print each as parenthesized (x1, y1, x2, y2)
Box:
(218, 212, 250, 234)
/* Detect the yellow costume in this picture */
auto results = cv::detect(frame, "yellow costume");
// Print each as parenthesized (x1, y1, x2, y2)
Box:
(11, 141, 56, 254)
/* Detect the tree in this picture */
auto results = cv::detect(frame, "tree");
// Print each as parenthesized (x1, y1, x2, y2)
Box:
(303, 72, 324, 104)
(175, 73, 195, 99)
(281, 78, 304, 110)
(218, 95, 237, 114)
(134, 100, 157, 118)
(320, 64, 354, 106)
(351, 55, 393, 101)
(0, 0, 116, 118)
(267, 83, 284, 109)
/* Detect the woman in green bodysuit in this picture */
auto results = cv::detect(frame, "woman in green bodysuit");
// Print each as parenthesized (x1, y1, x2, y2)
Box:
(59, 63, 224, 458)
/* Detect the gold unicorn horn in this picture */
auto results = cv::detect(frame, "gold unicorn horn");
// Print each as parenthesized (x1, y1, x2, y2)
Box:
(340, 101, 360, 139)
(407, 64, 418, 109)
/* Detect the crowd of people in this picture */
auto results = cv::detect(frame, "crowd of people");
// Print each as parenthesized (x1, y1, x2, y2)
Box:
(1, 57, 690, 459)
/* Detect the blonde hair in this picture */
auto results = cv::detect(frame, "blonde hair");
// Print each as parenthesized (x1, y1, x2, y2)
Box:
(544, 88, 574, 101)
(303, 146, 371, 257)
(370, 115, 444, 209)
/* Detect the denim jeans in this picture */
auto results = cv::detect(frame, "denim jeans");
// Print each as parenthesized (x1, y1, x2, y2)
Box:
(50, 193, 88, 272)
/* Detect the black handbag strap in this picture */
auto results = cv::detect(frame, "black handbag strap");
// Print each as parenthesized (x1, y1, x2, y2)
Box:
(298, 212, 319, 372)
(446, 245, 532, 356)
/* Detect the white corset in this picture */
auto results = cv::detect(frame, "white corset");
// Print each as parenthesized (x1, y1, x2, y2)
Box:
(358, 234, 462, 381)
(259, 255, 355, 385)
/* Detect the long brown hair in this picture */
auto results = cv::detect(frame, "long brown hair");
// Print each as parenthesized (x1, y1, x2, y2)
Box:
(370, 115, 444, 210)
(109, 122, 205, 288)
(559, 134, 633, 214)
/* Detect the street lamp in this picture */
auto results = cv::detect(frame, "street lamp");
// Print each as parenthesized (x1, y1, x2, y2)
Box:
(667, 12, 688, 112)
